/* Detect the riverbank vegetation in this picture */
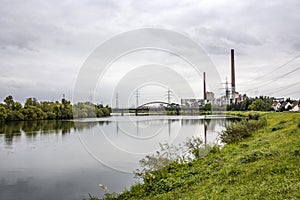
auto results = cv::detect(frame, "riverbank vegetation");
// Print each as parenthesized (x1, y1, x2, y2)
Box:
(87, 112, 300, 199)
(0, 95, 111, 121)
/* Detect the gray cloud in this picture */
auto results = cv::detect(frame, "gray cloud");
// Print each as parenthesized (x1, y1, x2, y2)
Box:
(0, 0, 299, 102)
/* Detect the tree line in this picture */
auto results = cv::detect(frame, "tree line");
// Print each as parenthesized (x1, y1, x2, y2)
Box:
(227, 96, 297, 111)
(227, 96, 273, 111)
(0, 95, 111, 121)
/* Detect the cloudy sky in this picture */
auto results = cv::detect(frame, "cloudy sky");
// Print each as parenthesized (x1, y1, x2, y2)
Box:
(1, 0, 299, 105)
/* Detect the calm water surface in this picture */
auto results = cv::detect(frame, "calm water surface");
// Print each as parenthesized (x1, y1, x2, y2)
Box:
(0, 116, 227, 200)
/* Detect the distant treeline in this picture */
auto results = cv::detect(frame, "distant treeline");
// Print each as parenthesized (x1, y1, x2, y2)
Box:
(227, 96, 273, 111)
(227, 96, 298, 111)
(0, 95, 111, 121)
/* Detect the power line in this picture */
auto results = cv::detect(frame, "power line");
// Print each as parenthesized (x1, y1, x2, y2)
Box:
(277, 89, 300, 98)
(257, 66, 300, 88)
(265, 80, 300, 95)
(241, 54, 300, 85)
(244, 66, 300, 92)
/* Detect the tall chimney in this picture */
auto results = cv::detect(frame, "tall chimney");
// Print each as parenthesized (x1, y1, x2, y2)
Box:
(231, 49, 235, 94)
(203, 72, 206, 100)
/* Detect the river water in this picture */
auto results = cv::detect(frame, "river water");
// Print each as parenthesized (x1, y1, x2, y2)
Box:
(0, 115, 227, 200)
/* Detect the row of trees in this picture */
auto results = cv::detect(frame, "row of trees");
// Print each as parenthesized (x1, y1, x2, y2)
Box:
(0, 95, 111, 121)
(227, 96, 273, 111)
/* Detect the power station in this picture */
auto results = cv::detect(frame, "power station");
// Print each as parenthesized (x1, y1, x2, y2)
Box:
(201, 48, 240, 106)
(114, 48, 240, 113)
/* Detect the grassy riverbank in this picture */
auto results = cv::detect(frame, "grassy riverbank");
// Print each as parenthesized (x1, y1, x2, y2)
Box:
(91, 112, 300, 199)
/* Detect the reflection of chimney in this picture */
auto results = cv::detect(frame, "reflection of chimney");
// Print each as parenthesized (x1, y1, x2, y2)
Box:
(204, 123, 207, 145)
(203, 72, 206, 100)
(231, 49, 236, 94)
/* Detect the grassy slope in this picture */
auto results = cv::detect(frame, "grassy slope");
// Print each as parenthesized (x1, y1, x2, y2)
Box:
(117, 113, 300, 200)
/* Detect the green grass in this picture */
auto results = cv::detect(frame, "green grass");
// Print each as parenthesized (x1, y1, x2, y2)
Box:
(226, 111, 269, 118)
(92, 112, 300, 200)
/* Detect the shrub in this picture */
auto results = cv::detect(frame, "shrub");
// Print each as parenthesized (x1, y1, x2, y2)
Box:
(220, 118, 266, 144)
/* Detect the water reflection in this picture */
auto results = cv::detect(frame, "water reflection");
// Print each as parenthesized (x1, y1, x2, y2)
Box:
(0, 116, 229, 200)
(0, 117, 228, 146)
(0, 121, 68, 145)
(112, 117, 227, 147)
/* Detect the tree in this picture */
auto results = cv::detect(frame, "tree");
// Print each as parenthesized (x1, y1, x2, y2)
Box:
(1, 95, 110, 121)
(53, 104, 62, 119)
(6, 110, 24, 121)
(96, 108, 104, 117)
(0, 105, 7, 121)
(60, 98, 73, 119)
(13, 102, 22, 110)
(203, 103, 211, 111)
(102, 106, 111, 116)
(22, 106, 45, 120)
(248, 99, 272, 111)
(4, 95, 14, 109)
(25, 97, 39, 108)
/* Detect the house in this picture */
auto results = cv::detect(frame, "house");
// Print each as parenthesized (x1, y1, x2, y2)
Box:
(272, 101, 281, 111)
(291, 101, 300, 112)
(285, 102, 293, 110)
(292, 105, 299, 112)
(280, 101, 293, 111)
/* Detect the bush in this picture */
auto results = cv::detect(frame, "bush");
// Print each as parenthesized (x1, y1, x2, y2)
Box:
(220, 118, 266, 144)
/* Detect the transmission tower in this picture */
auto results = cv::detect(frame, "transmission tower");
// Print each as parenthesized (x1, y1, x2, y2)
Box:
(225, 77, 230, 100)
(165, 88, 173, 104)
(115, 92, 119, 109)
(136, 90, 140, 108)
(220, 77, 231, 104)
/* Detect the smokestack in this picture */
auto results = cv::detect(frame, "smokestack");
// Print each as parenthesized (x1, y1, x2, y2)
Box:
(203, 72, 206, 100)
(231, 49, 235, 94)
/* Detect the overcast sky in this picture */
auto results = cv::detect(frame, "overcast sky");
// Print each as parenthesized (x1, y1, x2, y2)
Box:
(0, 0, 299, 105)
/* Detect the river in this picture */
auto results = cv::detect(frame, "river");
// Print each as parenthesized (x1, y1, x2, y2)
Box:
(0, 115, 228, 200)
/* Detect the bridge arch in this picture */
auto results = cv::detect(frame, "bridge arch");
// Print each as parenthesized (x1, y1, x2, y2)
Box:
(137, 101, 180, 109)
(137, 101, 170, 109)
